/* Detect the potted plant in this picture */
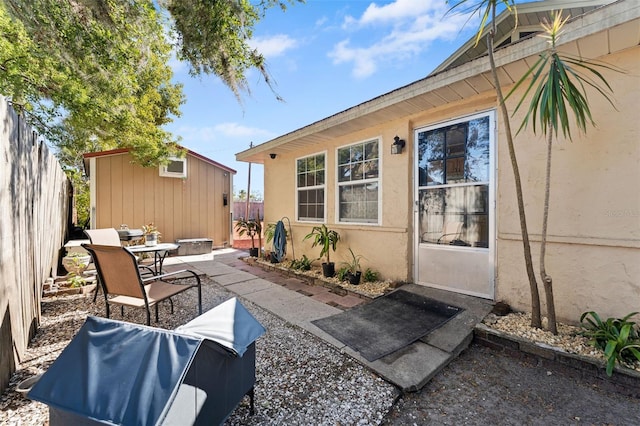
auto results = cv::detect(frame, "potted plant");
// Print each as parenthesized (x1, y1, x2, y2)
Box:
(62, 251, 92, 275)
(235, 218, 262, 257)
(341, 248, 364, 285)
(303, 224, 340, 277)
(142, 222, 161, 246)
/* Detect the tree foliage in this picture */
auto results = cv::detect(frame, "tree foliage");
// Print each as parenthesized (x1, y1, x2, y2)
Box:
(1, 0, 298, 226)
(1, 0, 184, 167)
(0, 0, 298, 169)
(165, 0, 294, 103)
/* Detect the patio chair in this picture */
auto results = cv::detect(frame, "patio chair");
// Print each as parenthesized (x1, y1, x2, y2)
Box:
(82, 244, 202, 326)
(84, 228, 122, 246)
(84, 228, 155, 303)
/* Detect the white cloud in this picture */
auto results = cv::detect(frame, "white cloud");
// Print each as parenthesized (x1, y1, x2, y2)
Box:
(249, 34, 299, 58)
(356, 0, 438, 25)
(315, 16, 328, 28)
(330, 0, 474, 78)
(175, 123, 276, 144)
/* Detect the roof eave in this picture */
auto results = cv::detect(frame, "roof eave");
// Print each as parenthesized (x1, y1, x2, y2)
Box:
(236, 0, 638, 163)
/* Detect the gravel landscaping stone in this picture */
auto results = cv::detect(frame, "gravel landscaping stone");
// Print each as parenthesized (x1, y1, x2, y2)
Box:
(0, 277, 397, 425)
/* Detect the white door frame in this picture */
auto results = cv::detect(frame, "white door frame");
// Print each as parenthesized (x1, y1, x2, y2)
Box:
(412, 110, 496, 299)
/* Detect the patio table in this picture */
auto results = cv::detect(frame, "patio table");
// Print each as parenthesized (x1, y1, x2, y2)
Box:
(126, 243, 179, 275)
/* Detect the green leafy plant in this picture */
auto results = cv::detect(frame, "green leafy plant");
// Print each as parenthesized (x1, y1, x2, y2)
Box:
(341, 248, 364, 274)
(68, 273, 86, 288)
(264, 222, 288, 245)
(580, 311, 640, 376)
(303, 224, 340, 265)
(235, 218, 262, 251)
(336, 266, 350, 282)
(289, 255, 312, 271)
(142, 222, 160, 235)
(363, 268, 379, 283)
(142, 222, 161, 244)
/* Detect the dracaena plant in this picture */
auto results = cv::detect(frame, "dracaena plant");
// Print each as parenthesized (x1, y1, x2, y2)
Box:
(508, 10, 620, 334)
(303, 224, 340, 264)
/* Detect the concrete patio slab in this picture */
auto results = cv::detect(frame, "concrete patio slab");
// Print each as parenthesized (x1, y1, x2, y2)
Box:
(209, 271, 256, 286)
(367, 341, 453, 391)
(224, 278, 278, 296)
(179, 249, 493, 393)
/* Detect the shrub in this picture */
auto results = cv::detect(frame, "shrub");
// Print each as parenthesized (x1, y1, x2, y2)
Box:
(336, 266, 349, 282)
(580, 311, 640, 376)
(68, 274, 86, 288)
(363, 268, 379, 283)
(289, 255, 312, 271)
(341, 248, 364, 274)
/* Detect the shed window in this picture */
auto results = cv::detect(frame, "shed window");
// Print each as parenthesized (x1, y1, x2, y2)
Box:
(296, 153, 325, 222)
(337, 139, 380, 224)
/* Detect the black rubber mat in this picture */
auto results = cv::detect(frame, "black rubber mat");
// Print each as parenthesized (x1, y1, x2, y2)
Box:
(312, 289, 463, 362)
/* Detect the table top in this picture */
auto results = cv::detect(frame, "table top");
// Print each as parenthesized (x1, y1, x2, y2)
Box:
(126, 243, 180, 253)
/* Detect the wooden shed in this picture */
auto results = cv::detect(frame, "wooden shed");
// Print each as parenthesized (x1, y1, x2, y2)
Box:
(83, 148, 235, 248)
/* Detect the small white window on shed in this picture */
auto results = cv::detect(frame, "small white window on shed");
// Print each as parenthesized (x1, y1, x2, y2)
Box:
(159, 157, 187, 178)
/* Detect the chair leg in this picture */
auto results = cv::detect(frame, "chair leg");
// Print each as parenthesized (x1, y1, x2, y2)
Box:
(103, 292, 110, 319)
(155, 304, 159, 323)
(169, 298, 174, 314)
(197, 279, 202, 315)
(146, 306, 151, 326)
(92, 279, 101, 303)
(248, 387, 255, 415)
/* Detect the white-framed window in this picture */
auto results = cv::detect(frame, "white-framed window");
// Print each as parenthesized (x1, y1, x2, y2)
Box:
(159, 156, 187, 178)
(337, 138, 380, 224)
(417, 111, 493, 248)
(296, 152, 326, 222)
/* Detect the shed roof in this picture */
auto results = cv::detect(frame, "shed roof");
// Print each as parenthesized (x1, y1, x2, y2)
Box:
(236, 0, 637, 164)
(83, 147, 237, 177)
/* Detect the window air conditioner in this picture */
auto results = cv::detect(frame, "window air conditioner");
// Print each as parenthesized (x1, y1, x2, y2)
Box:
(159, 157, 187, 178)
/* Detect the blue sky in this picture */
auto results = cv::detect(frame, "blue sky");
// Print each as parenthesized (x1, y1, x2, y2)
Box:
(164, 0, 478, 197)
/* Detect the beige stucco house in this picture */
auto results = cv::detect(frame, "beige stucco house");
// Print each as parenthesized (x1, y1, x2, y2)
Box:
(237, 0, 639, 323)
(84, 148, 236, 247)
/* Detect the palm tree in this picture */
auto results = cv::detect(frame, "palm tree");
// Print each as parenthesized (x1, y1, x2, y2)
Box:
(448, 0, 542, 328)
(508, 11, 618, 334)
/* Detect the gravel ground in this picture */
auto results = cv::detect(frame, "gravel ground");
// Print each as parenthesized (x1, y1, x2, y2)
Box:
(0, 277, 397, 425)
(2, 275, 639, 425)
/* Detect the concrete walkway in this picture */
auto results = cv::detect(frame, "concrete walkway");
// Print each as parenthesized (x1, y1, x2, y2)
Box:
(163, 248, 493, 392)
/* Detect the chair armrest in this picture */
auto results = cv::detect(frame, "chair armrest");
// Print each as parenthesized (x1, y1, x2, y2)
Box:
(142, 269, 201, 285)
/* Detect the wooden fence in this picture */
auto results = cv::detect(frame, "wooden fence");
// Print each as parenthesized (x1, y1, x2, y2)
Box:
(0, 97, 70, 392)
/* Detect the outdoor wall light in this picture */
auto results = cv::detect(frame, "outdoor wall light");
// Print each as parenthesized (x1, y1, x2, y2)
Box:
(391, 136, 405, 155)
(269, 153, 277, 159)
